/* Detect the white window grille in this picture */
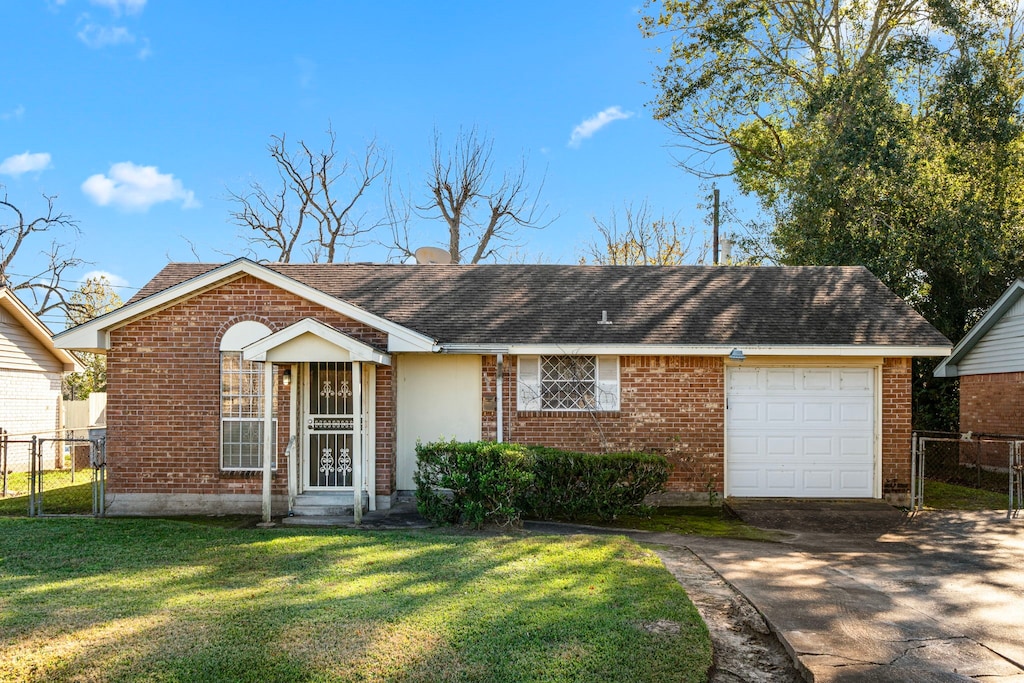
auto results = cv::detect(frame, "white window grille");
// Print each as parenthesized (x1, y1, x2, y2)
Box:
(220, 351, 277, 470)
(517, 355, 619, 411)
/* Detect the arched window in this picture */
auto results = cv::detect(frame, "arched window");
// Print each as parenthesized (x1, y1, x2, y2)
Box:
(220, 322, 275, 470)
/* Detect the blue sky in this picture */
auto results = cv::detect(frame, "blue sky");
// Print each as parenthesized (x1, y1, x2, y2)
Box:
(2, 1, 740, 326)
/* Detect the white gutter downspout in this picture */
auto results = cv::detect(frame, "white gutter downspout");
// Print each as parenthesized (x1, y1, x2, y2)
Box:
(496, 353, 504, 443)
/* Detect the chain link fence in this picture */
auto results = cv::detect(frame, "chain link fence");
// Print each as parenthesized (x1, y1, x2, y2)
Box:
(1, 428, 106, 516)
(912, 431, 1023, 518)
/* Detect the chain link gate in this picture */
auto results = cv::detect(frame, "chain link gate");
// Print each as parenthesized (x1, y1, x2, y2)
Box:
(912, 431, 1024, 519)
(0, 431, 106, 516)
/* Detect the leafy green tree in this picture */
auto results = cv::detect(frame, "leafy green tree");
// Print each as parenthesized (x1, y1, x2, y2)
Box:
(643, 0, 1024, 429)
(63, 277, 123, 400)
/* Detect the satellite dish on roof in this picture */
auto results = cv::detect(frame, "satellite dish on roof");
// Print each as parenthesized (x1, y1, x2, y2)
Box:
(414, 246, 453, 265)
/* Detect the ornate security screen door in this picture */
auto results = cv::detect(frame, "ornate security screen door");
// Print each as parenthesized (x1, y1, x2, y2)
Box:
(305, 362, 357, 488)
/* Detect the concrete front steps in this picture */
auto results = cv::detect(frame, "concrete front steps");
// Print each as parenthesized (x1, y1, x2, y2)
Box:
(288, 492, 368, 517)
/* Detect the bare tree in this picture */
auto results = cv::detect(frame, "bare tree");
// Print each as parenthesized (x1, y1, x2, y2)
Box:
(0, 188, 84, 317)
(392, 127, 551, 264)
(229, 126, 388, 263)
(583, 200, 704, 265)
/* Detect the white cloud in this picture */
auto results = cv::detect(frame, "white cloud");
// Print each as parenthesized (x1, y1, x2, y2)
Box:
(1, 105, 26, 121)
(82, 162, 200, 211)
(568, 106, 635, 148)
(77, 22, 136, 48)
(0, 151, 52, 176)
(82, 270, 129, 288)
(90, 0, 146, 16)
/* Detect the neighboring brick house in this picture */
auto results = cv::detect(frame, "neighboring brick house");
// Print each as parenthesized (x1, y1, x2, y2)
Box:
(55, 260, 949, 516)
(1, 287, 81, 471)
(934, 279, 1024, 445)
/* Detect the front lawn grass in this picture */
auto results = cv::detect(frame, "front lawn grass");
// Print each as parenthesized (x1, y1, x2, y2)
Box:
(562, 506, 781, 541)
(923, 480, 1011, 510)
(0, 518, 712, 682)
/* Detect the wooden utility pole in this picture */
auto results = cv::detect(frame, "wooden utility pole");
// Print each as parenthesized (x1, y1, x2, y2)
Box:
(712, 187, 720, 265)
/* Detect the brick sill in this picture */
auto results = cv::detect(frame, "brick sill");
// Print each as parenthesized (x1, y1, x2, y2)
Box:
(219, 470, 279, 479)
(516, 411, 622, 418)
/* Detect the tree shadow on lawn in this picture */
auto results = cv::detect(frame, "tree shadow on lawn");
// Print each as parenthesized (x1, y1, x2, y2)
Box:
(0, 519, 711, 682)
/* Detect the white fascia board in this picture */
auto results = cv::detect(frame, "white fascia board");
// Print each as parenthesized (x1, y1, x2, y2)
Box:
(242, 318, 391, 366)
(504, 344, 952, 357)
(53, 258, 435, 354)
(0, 289, 83, 370)
(934, 278, 1024, 378)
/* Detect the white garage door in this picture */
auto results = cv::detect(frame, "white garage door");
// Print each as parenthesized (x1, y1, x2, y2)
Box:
(726, 366, 876, 498)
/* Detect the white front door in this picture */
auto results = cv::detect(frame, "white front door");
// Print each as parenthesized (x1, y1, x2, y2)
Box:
(726, 366, 877, 497)
(304, 361, 358, 489)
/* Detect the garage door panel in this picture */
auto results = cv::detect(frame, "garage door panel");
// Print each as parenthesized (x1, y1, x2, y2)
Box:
(727, 366, 876, 498)
(730, 400, 762, 422)
(840, 402, 871, 425)
(765, 368, 797, 390)
(840, 369, 872, 392)
(766, 402, 797, 422)
(765, 469, 797, 491)
(839, 470, 871, 492)
(802, 402, 834, 423)
(802, 369, 835, 390)
(802, 470, 835, 490)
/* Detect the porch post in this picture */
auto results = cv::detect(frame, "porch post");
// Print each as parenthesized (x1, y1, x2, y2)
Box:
(287, 362, 298, 512)
(352, 361, 362, 525)
(262, 361, 274, 524)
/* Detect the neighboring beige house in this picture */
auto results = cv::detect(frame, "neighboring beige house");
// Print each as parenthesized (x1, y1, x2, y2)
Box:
(0, 287, 81, 471)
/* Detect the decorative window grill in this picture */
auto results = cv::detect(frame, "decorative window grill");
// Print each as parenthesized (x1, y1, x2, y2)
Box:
(220, 351, 277, 470)
(517, 355, 620, 411)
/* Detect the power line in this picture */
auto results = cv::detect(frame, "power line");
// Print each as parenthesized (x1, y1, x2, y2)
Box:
(2, 272, 141, 292)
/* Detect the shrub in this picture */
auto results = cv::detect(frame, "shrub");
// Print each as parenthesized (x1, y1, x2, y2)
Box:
(522, 448, 669, 521)
(414, 440, 535, 528)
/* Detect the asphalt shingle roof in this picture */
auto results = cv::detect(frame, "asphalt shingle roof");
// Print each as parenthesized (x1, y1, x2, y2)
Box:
(130, 262, 950, 348)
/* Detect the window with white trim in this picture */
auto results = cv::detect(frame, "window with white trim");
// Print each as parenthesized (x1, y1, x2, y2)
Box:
(517, 355, 620, 411)
(219, 322, 276, 470)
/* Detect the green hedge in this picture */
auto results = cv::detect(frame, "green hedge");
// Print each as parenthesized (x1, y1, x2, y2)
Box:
(413, 440, 535, 528)
(414, 441, 669, 527)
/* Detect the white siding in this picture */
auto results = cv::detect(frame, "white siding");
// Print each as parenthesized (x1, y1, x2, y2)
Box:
(958, 299, 1024, 376)
(0, 367, 62, 471)
(0, 309, 63, 373)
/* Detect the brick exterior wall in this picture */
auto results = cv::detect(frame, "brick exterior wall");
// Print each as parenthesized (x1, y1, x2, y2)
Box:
(881, 357, 912, 498)
(0, 367, 62, 471)
(959, 372, 1024, 470)
(483, 355, 915, 499)
(105, 275, 394, 500)
(960, 372, 1024, 436)
(483, 355, 726, 494)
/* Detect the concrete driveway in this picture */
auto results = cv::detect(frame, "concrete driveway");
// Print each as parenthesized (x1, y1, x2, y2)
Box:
(684, 503, 1024, 682)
